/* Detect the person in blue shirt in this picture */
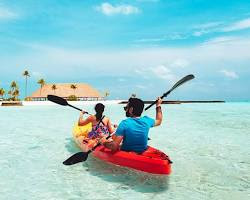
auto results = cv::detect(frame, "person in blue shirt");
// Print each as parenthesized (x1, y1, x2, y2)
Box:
(101, 97, 163, 153)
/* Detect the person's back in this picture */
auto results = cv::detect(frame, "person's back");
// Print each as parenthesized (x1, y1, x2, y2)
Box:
(78, 103, 114, 138)
(88, 115, 110, 139)
(101, 97, 163, 153)
(117, 116, 154, 153)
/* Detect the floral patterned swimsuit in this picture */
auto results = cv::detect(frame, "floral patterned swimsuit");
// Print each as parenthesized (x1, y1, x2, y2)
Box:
(87, 116, 110, 139)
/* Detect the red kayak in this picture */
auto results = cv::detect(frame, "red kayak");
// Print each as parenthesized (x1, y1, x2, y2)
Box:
(73, 123, 172, 175)
(92, 145, 172, 175)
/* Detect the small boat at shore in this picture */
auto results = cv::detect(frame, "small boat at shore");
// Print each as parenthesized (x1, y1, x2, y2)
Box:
(72, 123, 172, 175)
(1, 101, 23, 106)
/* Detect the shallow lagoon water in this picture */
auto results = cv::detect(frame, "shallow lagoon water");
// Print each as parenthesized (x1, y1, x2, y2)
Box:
(0, 103, 249, 200)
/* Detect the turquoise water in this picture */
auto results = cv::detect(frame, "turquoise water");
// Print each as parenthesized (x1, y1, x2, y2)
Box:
(0, 103, 249, 200)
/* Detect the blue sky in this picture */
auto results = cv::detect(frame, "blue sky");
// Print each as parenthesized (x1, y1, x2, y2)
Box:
(1, 0, 250, 101)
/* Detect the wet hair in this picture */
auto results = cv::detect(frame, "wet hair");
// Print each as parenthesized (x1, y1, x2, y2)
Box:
(95, 103, 105, 121)
(128, 98, 144, 116)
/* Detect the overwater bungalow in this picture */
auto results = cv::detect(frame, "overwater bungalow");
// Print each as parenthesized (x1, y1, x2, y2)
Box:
(28, 83, 103, 101)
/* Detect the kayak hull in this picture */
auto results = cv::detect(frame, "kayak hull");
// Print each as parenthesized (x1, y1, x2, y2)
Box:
(72, 123, 172, 175)
(92, 145, 171, 175)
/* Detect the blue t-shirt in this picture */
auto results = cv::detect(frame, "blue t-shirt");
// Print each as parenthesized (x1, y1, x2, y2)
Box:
(115, 116, 155, 153)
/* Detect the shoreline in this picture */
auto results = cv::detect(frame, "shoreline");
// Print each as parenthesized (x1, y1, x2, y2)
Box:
(23, 100, 124, 106)
(0, 100, 125, 106)
(0, 100, 226, 106)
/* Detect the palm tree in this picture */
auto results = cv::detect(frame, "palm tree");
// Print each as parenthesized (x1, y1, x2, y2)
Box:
(0, 88, 5, 100)
(10, 81, 18, 100)
(23, 70, 30, 99)
(12, 89, 20, 101)
(8, 90, 12, 100)
(51, 84, 57, 94)
(37, 79, 45, 96)
(104, 91, 110, 100)
(70, 84, 77, 95)
(10, 81, 17, 91)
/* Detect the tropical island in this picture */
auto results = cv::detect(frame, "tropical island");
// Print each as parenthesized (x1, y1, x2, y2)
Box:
(0, 70, 111, 106)
(0, 70, 225, 106)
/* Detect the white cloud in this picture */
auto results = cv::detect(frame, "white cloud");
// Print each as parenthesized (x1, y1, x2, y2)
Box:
(135, 38, 165, 43)
(223, 18, 250, 32)
(0, 7, 17, 20)
(220, 70, 239, 79)
(134, 69, 144, 74)
(193, 18, 250, 36)
(135, 33, 186, 43)
(136, 85, 146, 89)
(134, 68, 150, 79)
(168, 33, 187, 40)
(171, 59, 189, 68)
(118, 78, 126, 82)
(96, 3, 140, 16)
(151, 65, 176, 81)
(194, 22, 222, 29)
(11, 36, 250, 80)
(137, 0, 159, 2)
(193, 30, 207, 37)
(186, 18, 250, 39)
(192, 22, 222, 37)
(203, 36, 238, 45)
(134, 65, 177, 81)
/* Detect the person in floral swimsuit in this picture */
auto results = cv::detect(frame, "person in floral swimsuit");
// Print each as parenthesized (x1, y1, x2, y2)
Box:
(78, 103, 116, 148)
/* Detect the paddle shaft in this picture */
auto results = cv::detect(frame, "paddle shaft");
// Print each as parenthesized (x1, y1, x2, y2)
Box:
(47, 95, 90, 114)
(68, 104, 89, 115)
(145, 91, 170, 110)
(68, 104, 82, 112)
(62, 131, 115, 165)
(87, 134, 112, 154)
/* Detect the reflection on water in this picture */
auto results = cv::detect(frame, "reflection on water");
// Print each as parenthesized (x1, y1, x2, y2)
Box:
(64, 137, 169, 193)
(65, 137, 80, 153)
(86, 157, 169, 193)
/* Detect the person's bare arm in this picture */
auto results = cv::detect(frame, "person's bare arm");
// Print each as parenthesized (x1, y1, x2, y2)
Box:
(101, 135, 123, 152)
(78, 112, 93, 126)
(154, 97, 163, 126)
(107, 118, 115, 134)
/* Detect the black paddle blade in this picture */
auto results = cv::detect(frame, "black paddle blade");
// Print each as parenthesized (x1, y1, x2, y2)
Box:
(145, 74, 195, 110)
(167, 74, 195, 95)
(63, 152, 88, 165)
(47, 95, 68, 106)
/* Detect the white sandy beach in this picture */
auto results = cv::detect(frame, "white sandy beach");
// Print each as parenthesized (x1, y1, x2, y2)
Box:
(22, 100, 124, 106)
(0, 100, 124, 106)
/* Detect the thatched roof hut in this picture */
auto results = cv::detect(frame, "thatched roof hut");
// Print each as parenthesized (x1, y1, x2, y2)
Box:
(28, 83, 103, 101)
